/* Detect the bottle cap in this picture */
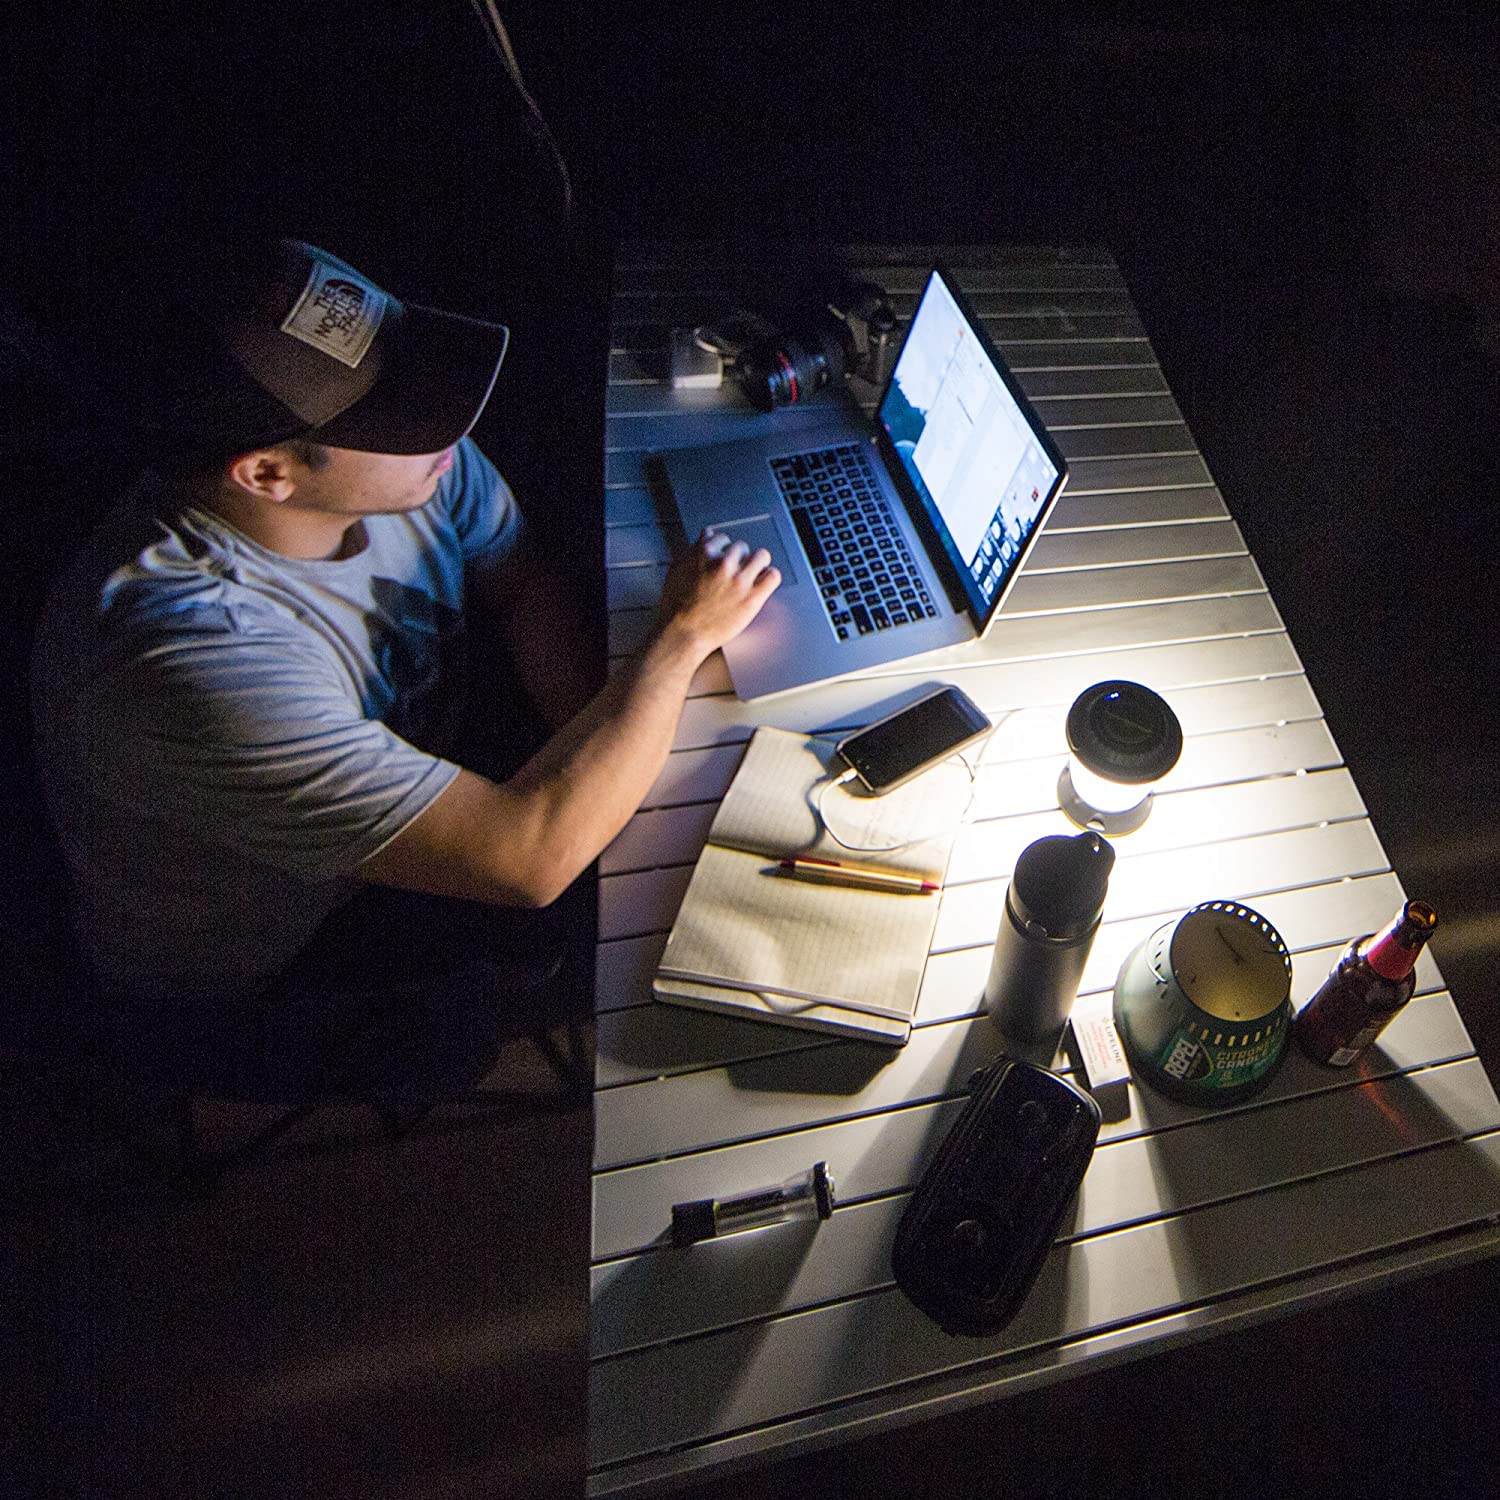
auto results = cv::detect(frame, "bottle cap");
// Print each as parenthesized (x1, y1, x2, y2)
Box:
(1010, 832, 1116, 941)
(1066, 681, 1183, 785)
(671, 1199, 719, 1247)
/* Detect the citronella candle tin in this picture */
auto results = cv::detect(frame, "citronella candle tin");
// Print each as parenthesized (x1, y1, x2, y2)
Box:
(1113, 901, 1292, 1105)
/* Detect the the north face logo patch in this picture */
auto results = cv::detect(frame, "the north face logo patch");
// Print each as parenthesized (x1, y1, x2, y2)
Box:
(281, 263, 387, 367)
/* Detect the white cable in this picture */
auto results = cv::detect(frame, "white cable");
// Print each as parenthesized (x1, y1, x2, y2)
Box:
(812, 755, 979, 854)
(809, 708, 1012, 853)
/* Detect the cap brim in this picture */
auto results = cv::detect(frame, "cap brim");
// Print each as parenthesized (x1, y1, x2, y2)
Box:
(308, 301, 509, 455)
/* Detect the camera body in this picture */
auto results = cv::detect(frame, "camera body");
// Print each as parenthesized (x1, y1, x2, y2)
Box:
(737, 282, 898, 412)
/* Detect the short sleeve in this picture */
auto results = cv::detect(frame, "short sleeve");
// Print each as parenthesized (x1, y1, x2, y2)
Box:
(79, 615, 459, 881)
(440, 437, 525, 574)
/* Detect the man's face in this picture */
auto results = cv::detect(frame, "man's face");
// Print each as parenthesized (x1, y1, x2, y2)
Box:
(285, 444, 455, 518)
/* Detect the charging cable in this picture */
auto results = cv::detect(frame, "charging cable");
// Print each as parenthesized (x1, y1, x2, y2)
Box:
(808, 708, 1012, 853)
(812, 755, 980, 854)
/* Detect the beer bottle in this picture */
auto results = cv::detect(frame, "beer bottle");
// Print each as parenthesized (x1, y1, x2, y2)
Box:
(1294, 900, 1437, 1066)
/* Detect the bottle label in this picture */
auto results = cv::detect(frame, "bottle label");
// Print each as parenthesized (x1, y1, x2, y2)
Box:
(1362, 901, 1435, 981)
(1364, 935, 1417, 982)
(1313, 1018, 1383, 1067)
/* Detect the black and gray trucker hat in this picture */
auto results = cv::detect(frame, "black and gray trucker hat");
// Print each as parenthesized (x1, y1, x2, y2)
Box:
(156, 238, 510, 456)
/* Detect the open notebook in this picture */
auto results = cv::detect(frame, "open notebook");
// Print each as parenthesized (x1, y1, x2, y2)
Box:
(654, 726, 969, 1044)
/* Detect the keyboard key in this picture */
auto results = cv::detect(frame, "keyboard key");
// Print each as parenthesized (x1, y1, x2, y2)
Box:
(770, 443, 933, 639)
(789, 508, 828, 568)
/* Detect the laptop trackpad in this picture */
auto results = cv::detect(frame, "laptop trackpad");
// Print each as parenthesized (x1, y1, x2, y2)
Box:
(705, 515, 801, 588)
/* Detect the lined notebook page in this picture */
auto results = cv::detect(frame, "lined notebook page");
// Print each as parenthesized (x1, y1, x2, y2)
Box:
(654, 726, 969, 1029)
(656, 843, 935, 1019)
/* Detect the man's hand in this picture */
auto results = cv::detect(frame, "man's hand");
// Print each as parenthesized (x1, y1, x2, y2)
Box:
(653, 528, 781, 664)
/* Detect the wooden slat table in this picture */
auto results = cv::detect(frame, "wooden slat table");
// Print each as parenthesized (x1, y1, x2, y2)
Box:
(589, 245, 1500, 1495)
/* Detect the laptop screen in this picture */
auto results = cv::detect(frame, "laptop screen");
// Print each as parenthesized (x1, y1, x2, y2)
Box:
(878, 268, 1066, 627)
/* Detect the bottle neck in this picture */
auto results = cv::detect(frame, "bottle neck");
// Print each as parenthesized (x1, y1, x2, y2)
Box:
(1361, 900, 1437, 981)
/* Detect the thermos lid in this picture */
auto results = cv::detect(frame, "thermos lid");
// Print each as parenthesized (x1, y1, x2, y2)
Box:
(1066, 681, 1183, 785)
(1010, 831, 1116, 941)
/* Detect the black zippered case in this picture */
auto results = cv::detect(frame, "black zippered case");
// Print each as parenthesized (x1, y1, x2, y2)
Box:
(891, 1056, 1100, 1337)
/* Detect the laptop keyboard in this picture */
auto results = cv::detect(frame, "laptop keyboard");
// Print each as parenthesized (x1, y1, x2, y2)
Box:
(770, 444, 939, 639)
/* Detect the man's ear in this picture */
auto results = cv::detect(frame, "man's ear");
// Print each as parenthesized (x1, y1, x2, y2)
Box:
(224, 449, 298, 503)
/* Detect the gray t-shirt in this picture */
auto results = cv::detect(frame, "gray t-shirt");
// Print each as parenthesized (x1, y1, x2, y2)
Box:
(32, 437, 524, 1003)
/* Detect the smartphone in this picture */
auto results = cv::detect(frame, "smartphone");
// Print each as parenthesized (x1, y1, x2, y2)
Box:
(835, 686, 992, 795)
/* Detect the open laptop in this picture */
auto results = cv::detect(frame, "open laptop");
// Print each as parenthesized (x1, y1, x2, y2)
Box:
(658, 265, 1068, 699)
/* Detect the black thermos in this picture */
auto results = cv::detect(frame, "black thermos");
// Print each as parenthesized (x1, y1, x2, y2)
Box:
(984, 831, 1115, 1043)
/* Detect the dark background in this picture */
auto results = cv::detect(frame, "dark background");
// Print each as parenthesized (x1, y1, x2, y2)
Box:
(4, 4, 1499, 1496)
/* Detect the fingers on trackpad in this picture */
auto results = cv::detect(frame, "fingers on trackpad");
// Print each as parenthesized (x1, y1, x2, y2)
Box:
(705, 516, 800, 586)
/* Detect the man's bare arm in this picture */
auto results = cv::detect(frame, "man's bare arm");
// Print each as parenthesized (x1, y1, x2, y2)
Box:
(358, 532, 777, 906)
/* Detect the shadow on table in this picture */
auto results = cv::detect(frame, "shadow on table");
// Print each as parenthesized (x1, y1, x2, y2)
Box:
(724, 1014, 1015, 1100)
(1140, 1054, 1500, 1310)
(593, 1213, 1089, 1497)
(724, 1036, 906, 1098)
(599, 998, 907, 1093)
(592, 1211, 825, 1356)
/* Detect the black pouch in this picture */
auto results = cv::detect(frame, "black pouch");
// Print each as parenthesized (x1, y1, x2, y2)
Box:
(891, 1056, 1100, 1337)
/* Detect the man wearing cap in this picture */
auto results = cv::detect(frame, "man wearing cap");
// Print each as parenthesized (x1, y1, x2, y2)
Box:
(32, 240, 780, 1021)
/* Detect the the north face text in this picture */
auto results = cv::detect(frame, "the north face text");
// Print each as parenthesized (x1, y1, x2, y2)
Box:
(281, 263, 387, 368)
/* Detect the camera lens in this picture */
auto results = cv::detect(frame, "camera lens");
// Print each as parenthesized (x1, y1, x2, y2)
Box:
(739, 321, 849, 411)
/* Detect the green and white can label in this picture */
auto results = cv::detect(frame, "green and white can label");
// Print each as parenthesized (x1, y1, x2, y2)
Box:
(1114, 902, 1294, 1104)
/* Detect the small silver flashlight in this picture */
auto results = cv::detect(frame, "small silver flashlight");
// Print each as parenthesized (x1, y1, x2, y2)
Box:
(671, 1161, 836, 1247)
